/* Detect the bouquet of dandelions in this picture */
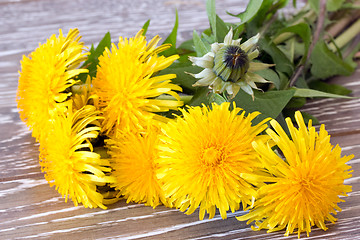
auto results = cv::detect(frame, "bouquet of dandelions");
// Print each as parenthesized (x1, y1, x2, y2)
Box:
(16, 0, 359, 238)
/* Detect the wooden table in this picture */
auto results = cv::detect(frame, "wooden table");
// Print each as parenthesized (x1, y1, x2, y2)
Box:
(1, 0, 359, 239)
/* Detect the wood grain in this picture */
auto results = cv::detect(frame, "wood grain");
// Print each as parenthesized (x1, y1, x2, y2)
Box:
(0, 0, 358, 239)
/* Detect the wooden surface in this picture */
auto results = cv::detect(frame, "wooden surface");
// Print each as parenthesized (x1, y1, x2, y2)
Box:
(0, 0, 359, 239)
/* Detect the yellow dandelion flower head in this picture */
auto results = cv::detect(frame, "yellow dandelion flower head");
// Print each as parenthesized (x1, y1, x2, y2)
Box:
(107, 122, 168, 208)
(39, 105, 114, 209)
(157, 102, 270, 220)
(17, 28, 88, 141)
(92, 30, 183, 136)
(189, 28, 273, 99)
(237, 111, 353, 238)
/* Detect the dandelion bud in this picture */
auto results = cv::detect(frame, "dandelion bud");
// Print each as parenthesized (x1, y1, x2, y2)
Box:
(213, 45, 249, 83)
(189, 29, 272, 99)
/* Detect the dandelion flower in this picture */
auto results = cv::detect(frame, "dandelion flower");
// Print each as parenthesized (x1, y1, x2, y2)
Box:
(237, 111, 353, 238)
(92, 30, 183, 136)
(17, 28, 88, 141)
(189, 28, 273, 99)
(108, 123, 167, 208)
(39, 105, 115, 209)
(157, 102, 270, 220)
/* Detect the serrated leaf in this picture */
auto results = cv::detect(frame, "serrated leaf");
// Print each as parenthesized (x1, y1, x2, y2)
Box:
(245, 0, 285, 36)
(77, 32, 111, 82)
(259, 36, 294, 77)
(327, 0, 346, 11)
(201, 30, 216, 43)
(178, 39, 195, 51)
(193, 30, 211, 57)
(91, 32, 111, 56)
(141, 20, 150, 36)
(177, 39, 196, 63)
(276, 0, 290, 9)
(293, 87, 353, 98)
(215, 14, 229, 42)
(232, 89, 296, 123)
(276, 23, 311, 64)
(289, 38, 295, 63)
(227, 0, 263, 24)
(310, 41, 354, 79)
(160, 9, 179, 57)
(178, 52, 195, 63)
(308, 81, 352, 96)
(206, 0, 217, 41)
(285, 97, 306, 109)
(256, 68, 281, 89)
(202, 28, 212, 37)
(295, 76, 309, 89)
(233, 24, 245, 38)
(309, 0, 346, 13)
(277, 71, 290, 90)
(158, 61, 201, 93)
(189, 89, 228, 107)
(308, 0, 319, 13)
(189, 87, 211, 106)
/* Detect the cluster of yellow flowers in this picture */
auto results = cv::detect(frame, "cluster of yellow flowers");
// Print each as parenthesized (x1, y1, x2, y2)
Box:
(17, 29, 353, 238)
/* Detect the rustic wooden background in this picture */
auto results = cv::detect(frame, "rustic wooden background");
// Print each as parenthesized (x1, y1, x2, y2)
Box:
(0, 0, 359, 239)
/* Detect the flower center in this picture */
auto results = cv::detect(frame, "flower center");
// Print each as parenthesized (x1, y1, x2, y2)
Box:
(298, 178, 312, 188)
(293, 175, 317, 196)
(213, 45, 249, 83)
(201, 146, 224, 166)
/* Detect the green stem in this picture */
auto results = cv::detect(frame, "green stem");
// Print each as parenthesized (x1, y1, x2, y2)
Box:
(326, 11, 360, 39)
(157, 94, 193, 104)
(328, 18, 360, 51)
(290, 0, 327, 87)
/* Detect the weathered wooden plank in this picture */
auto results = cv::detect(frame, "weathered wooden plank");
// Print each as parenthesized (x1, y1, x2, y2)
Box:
(301, 68, 360, 136)
(0, 0, 358, 239)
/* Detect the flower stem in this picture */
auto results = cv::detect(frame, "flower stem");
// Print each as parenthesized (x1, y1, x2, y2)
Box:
(157, 94, 193, 104)
(326, 11, 360, 39)
(290, 0, 327, 87)
(328, 18, 360, 51)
